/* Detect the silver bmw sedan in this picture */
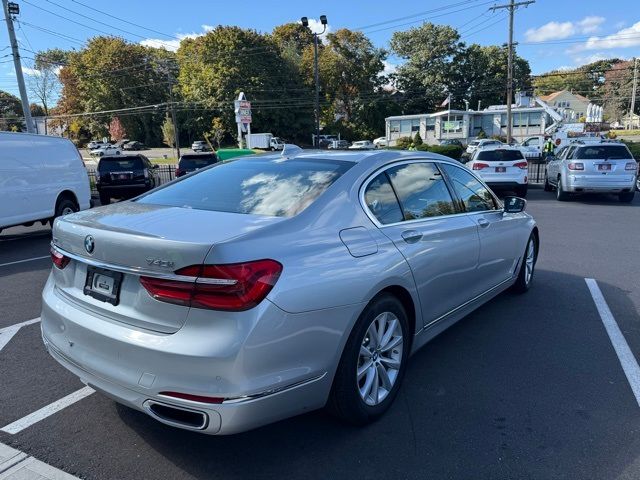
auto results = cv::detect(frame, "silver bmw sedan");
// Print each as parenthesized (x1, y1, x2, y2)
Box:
(42, 149, 539, 435)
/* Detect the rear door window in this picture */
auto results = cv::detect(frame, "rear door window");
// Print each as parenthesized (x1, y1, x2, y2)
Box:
(98, 157, 144, 171)
(179, 154, 218, 170)
(440, 164, 497, 212)
(137, 157, 353, 217)
(385, 162, 457, 220)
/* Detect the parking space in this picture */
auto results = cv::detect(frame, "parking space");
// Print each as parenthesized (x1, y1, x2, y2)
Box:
(1, 188, 640, 479)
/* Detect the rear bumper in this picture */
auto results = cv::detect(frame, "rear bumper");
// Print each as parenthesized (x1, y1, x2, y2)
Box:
(40, 274, 360, 434)
(486, 181, 527, 190)
(97, 184, 150, 197)
(564, 175, 637, 193)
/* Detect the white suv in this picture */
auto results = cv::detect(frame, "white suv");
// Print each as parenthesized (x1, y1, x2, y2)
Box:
(466, 146, 529, 197)
(466, 139, 503, 155)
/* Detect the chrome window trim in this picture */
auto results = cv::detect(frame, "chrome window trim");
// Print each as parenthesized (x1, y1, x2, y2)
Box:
(50, 243, 237, 285)
(359, 158, 502, 229)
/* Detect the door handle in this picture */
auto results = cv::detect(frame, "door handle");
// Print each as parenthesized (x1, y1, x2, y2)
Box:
(477, 218, 490, 228)
(401, 230, 423, 243)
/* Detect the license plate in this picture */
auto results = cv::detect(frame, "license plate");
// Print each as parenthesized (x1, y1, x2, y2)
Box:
(495, 167, 506, 173)
(598, 164, 611, 171)
(118, 174, 128, 179)
(84, 266, 123, 306)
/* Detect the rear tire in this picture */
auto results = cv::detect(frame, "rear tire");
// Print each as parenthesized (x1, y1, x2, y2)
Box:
(99, 193, 110, 205)
(512, 233, 537, 293)
(328, 294, 410, 426)
(543, 173, 552, 192)
(619, 191, 635, 203)
(50, 197, 78, 226)
(556, 177, 569, 201)
(515, 185, 528, 198)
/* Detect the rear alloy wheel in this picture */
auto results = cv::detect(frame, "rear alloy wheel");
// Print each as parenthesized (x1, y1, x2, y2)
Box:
(512, 234, 537, 293)
(50, 198, 78, 226)
(619, 190, 635, 203)
(556, 177, 569, 201)
(328, 294, 409, 425)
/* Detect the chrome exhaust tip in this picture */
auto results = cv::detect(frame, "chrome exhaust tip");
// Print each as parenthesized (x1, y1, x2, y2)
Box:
(143, 400, 208, 431)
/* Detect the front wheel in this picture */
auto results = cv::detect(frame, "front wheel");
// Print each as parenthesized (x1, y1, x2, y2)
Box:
(512, 233, 537, 293)
(328, 294, 410, 425)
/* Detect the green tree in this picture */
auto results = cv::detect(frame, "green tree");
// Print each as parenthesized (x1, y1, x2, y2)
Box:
(301, 28, 391, 139)
(55, 37, 174, 145)
(177, 25, 313, 144)
(0, 90, 24, 131)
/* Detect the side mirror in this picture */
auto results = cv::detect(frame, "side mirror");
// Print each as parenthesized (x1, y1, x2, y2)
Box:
(503, 196, 526, 213)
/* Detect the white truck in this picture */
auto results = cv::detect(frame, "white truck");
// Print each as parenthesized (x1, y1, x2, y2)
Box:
(246, 133, 284, 151)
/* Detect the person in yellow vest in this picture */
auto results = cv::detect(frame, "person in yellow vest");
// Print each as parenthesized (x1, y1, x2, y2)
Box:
(543, 137, 556, 160)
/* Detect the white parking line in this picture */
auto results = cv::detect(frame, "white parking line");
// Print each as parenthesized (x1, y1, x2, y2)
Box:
(585, 278, 640, 407)
(0, 256, 49, 268)
(0, 318, 40, 353)
(0, 442, 80, 479)
(0, 387, 95, 435)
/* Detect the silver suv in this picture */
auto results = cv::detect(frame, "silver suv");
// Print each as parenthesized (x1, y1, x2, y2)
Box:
(544, 142, 638, 202)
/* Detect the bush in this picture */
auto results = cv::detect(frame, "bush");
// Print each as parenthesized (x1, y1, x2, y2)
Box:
(490, 135, 507, 143)
(623, 140, 640, 160)
(395, 136, 413, 149)
(427, 145, 464, 160)
(607, 130, 617, 139)
(476, 129, 487, 139)
(413, 132, 423, 146)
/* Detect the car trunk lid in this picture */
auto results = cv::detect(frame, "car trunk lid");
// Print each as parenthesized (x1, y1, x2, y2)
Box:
(51, 202, 285, 332)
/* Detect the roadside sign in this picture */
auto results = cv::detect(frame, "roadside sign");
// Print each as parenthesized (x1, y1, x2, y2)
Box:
(234, 100, 252, 124)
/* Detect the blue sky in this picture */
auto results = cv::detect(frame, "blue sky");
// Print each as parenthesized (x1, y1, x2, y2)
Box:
(0, 0, 638, 102)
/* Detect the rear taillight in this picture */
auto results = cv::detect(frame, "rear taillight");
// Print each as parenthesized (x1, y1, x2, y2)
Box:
(472, 162, 489, 170)
(626, 162, 638, 171)
(175, 168, 184, 177)
(568, 162, 584, 171)
(139, 259, 283, 311)
(50, 246, 70, 270)
(144, 169, 149, 179)
(514, 161, 528, 169)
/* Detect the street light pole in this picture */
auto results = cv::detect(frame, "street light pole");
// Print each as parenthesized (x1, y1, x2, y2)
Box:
(302, 15, 327, 148)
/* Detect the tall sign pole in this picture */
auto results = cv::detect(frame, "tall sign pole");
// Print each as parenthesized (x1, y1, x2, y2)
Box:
(629, 57, 638, 130)
(491, 0, 534, 144)
(234, 92, 252, 148)
(3, 1, 34, 133)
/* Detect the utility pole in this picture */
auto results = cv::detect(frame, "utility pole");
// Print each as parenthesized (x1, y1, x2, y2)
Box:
(302, 15, 327, 147)
(3, 1, 34, 133)
(491, 0, 534, 144)
(628, 57, 638, 130)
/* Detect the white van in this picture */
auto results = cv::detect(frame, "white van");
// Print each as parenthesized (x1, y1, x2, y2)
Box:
(0, 132, 91, 234)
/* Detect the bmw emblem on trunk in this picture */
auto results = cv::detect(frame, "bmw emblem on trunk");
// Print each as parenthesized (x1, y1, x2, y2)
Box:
(84, 235, 95, 254)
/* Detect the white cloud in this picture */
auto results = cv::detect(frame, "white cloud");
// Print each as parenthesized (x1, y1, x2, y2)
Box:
(382, 60, 397, 76)
(22, 67, 41, 76)
(525, 16, 605, 42)
(140, 26, 212, 52)
(579, 21, 640, 50)
(572, 52, 610, 65)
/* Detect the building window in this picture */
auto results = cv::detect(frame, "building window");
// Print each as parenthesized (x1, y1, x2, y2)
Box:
(390, 121, 400, 133)
(411, 119, 420, 132)
(400, 120, 412, 134)
(425, 117, 436, 131)
(528, 113, 541, 127)
(443, 115, 463, 133)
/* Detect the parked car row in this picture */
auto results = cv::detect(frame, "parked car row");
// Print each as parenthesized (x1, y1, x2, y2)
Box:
(88, 139, 146, 157)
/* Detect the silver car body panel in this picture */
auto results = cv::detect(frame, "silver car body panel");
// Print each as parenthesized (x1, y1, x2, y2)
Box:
(42, 150, 537, 434)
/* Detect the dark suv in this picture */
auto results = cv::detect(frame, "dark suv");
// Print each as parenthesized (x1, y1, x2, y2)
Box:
(175, 152, 219, 177)
(96, 154, 158, 205)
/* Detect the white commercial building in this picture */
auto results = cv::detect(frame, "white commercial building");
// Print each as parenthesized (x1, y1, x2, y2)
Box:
(385, 93, 552, 146)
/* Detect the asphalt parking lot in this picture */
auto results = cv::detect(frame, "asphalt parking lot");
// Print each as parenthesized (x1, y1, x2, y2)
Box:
(1, 188, 640, 480)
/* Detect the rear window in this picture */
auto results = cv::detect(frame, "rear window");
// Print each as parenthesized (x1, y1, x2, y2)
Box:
(98, 157, 144, 171)
(137, 157, 353, 217)
(469, 141, 479, 146)
(575, 145, 632, 160)
(476, 149, 524, 162)
(179, 154, 218, 169)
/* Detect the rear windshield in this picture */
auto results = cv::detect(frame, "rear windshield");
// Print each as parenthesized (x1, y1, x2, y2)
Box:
(575, 145, 632, 160)
(476, 149, 524, 161)
(137, 157, 354, 217)
(469, 141, 479, 146)
(98, 157, 144, 171)
(179, 154, 218, 169)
